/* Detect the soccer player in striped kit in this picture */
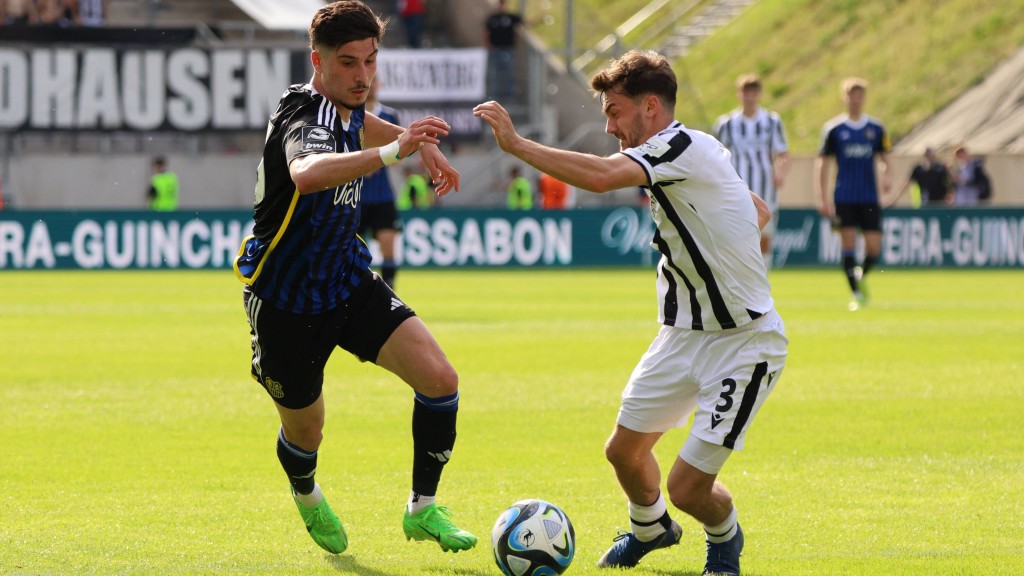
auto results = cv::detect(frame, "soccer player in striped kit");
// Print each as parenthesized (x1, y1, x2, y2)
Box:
(234, 1, 476, 556)
(714, 75, 789, 270)
(815, 77, 892, 310)
(476, 50, 788, 576)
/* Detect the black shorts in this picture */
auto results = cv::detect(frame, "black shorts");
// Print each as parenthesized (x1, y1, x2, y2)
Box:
(360, 202, 402, 236)
(835, 203, 882, 232)
(242, 269, 416, 409)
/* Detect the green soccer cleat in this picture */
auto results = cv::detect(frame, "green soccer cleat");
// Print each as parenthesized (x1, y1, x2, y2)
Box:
(293, 491, 348, 554)
(403, 504, 478, 553)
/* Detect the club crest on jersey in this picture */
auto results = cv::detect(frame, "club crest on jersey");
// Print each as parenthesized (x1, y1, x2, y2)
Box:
(301, 125, 337, 152)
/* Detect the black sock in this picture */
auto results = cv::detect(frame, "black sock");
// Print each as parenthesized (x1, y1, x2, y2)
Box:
(862, 254, 878, 277)
(411, 391, 458, 497)
(277, 427, 317, 495)
(842, 250, 859, 293)
(381, 260, 397, 288)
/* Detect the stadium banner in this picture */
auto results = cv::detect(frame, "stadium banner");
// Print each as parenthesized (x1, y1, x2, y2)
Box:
(0, 47, 485, 134)
(773, 208, 1024, 268)
(376, 49, 486, 103)
(0, 211, 254, 270)
(1, 208, 1023, 270)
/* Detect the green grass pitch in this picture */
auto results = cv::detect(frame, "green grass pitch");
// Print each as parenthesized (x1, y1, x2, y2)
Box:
(1, 268, 1021, 575)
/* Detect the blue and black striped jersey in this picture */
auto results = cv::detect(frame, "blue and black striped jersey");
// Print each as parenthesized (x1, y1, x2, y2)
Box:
(361, 102, 399, 205)
(819, 115, 891, 205)
(234, 82, 372, 315)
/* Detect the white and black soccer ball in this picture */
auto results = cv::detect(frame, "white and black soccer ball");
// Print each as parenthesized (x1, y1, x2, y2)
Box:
(491, 499, 575, 576)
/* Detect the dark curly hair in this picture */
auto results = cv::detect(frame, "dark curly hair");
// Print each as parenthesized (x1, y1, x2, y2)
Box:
(590, 50, 677, 109)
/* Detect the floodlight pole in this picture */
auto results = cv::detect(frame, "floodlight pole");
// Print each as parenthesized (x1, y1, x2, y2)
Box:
(565, 0, 574, 69)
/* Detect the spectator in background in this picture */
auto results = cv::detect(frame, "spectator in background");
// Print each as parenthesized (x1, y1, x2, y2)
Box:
(397, 0, 424, 48)
(538, 172, 570, 209)
(77, 0, 108, 27)
(506, 166, 532, 209)
(894, 148, 952, 207)
(398, 164, 432, 210)
(360, 78, 403, 287)
(147, 156, 179, 211)
(2, 0, 40, 25)
(36, 0, 74, 26)
(484, 0, 522, 102)
(951, 145, 991, 206)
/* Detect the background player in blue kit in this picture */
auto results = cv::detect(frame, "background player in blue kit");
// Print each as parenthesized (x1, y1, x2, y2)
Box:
(814, 77, 892, 310)
(360, 78, 402, 287)
(234, 0, 476, 557)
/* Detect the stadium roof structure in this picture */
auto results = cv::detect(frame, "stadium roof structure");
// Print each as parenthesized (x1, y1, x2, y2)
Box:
(897, 45, 1024, 154)
(228, 0, 326, 30)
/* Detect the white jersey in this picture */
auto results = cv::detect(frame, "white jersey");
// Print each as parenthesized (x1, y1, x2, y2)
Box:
(713, 108, 788, 207)
(623, 121, 774, 331)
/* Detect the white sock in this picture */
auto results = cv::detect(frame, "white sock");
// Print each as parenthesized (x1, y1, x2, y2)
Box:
(292, 483, 323, 507)
(407, 491, 435, 514)
(704, 507, 738, 543)
(629, 493, 669, 542)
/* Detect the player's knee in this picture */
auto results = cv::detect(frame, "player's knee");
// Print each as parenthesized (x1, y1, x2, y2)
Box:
(604, 438, 636, 470)
(667, 478, 729, 516)
(287, 426, 323, 452)
(422, 361, 459, 397)
(667, 484, 701, 514)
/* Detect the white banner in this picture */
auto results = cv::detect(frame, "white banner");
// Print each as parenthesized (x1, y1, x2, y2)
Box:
(376, 49, 487, 103)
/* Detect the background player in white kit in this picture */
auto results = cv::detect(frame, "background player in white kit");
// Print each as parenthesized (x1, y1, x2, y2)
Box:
(714, 74, 789, 270)
(475, 50, 788, 575)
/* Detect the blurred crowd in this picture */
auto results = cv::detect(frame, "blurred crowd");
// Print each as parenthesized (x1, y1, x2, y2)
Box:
(1, 0, 108, 27)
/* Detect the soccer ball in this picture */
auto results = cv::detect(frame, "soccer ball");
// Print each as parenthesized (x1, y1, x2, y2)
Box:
(491, 499, 575, 576)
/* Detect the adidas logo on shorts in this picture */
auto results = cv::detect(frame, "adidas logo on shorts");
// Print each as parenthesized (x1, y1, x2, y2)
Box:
(391, 297, 404, 311)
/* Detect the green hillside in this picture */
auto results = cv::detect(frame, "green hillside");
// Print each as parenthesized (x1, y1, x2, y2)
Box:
(529, 0, 1024, 153)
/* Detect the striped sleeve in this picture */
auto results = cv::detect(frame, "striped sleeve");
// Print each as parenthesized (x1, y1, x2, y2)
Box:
(283, 97, 339, 163)
(622, 129, 694, 187)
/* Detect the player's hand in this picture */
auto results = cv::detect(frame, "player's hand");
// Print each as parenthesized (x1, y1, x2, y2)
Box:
(397, 116, 450, 158)
(817, 203, 834, 218)
(473, 101, 521, 153)
(420, 143, 460, 195)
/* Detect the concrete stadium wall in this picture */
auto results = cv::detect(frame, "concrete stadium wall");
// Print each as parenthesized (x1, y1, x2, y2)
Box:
(781, 154, 1022, 208)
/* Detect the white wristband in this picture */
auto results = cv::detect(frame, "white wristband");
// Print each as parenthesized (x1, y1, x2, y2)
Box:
(379, 140, 401, 167)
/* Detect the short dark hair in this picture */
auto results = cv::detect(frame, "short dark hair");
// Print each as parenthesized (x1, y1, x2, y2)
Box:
(590, 50, 677, 109)
(309, 1, 387, 51)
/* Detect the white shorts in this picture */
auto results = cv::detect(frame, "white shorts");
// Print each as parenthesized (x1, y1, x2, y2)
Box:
(617, 309, 788, 452)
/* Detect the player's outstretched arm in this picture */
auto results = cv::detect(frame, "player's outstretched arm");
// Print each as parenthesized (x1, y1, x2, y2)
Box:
(290, 116, 450, 195)
(474, 101, 646, 193)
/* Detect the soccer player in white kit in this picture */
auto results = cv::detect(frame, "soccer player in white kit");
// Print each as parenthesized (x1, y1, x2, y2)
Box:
(475, 50, 788, 575)
(714, 74, 790, 270)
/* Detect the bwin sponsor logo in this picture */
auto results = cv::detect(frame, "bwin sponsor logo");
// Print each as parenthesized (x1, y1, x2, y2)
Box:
(307, 127, 331, 141)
